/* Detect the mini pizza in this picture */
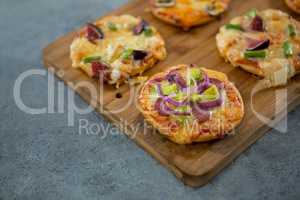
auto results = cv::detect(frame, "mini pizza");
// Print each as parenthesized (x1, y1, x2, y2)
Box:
(70, 15, 167, 87)
(138, 64, 244, 144)
(216, 9, 300, 87)
(149, 0, 231, 30)
(285, 0, 300, 14)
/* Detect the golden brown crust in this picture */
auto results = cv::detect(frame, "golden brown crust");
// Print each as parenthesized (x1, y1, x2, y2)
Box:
(138, 64, 244, 144)
(70, 15, 167, 86)
(149, 0, 231, 30)
(285, 0, 300, 14)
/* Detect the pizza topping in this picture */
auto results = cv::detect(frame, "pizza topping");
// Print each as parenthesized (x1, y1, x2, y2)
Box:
(161, 83, 178, 96)
(132, 50, 148, 60)
(190, 68, 202, 80)
(173, 92, 187, 101)
(91, 61, 110, 81)
(133, 19, 149, 35)
(288, 24, 296, 37)
(246, 38, 270, 51)
(154, 98, 190, 116)
(156, 83, 188, 107)
(191, 85, 220, 103)
(244, 50, 266, 59)
(246, 9, 257, 18)
(120, 49, 148, 61)
(153, 68, 224, 122)
(191, 105, 211, 122)
(195, 86, 223, 111)
(143, 27, 153, 37)
(166, 71, 187, 89)
(155, 0, 175, 7)
(154, 98, 169, 116)
(250, 15, 264, 32)
(107, 22, 118, 31)
(189, 67, 203, 85)
(121, 49, 134, 60)
(165, 96, 188, 107)
(209, 78, 224, 90)
(283, 41, 293, 57)
(150, 76, 164, 83)
(225, 24, 244, 31)
(195, 71, 211, 93)
(86, 23, 104, 42)
(83, 55, 101, 64)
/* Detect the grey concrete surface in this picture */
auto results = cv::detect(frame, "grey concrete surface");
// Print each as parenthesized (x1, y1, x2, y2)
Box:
(0, 0, 299, 199)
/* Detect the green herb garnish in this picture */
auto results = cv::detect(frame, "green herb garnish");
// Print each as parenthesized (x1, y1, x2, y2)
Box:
(161, 83, 178, 96)
(283, 41, 293, 57)
(190, 68, 203, 80)
(108, 22, 118, 31)
(122, 48, 133, 59)
(144, 27, 153, 37)
(83, 55, 101, 64)
(288, 24, 296, 37)
(191, 94, 202, 102)
(203, 85, 219, 96)
(176, 105, 190, 112)
(173, 92, 186, 101)
(225, 24, 244, 31)
(173, 106, 192, 123)
(244, 50, 266, 59)
(190, 85, 219, 102)
(188, 68, 203, 86)
(247, 9, 257, 18)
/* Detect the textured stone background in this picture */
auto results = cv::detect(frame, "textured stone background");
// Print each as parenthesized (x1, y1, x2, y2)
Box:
(0, 0, 299, 199)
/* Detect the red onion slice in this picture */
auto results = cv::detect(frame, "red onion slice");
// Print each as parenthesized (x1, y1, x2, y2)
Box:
(191, 104, 211, 122)
(197, 98, 223, 110)
(250, 16, 264, 32)
(132, 50, 148, 60)
(156, 83, 164, 96)
(155, 83, 188, 106)
(165, 97, 188, 107)
(154, 98, 190, 116)
(209, 78, 224, 90)
(154, 98, 169, 116)
(133, 20, 149, 35)
(172, 110, 191, 116)
(246, 38, 270, 51)
(166, 71, 187, 89)
(197, 72, 211, 93)
(91, 61, 110, 82)
(86, 23, 104, 42)
(149, 77, 164, 84)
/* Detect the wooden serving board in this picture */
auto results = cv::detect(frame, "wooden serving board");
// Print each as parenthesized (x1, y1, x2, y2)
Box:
(43, 0, 300, 187)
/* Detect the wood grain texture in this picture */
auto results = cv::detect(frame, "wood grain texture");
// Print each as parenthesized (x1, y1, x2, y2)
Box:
(43, 0, 300, 187)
